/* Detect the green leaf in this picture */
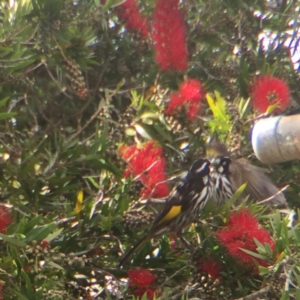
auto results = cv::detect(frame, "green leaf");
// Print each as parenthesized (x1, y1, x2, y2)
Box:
(94, 0, 101, 6)
(295, 288, 300, 300)
(96, 120, 109, 151)
(47, 261, 64, 270)
(140, 112, 160, 122)
(239, 247, 266, 260)
(239, 97, 251, 118)
(0, 233, 26, 247)
(264, 241, 273, 256)
(207, 119, 231, 132)
(23, 271, 35, 299)
(204, 183, 247, 216)
(223, 183, 247, 209)
(25, 224, 56, 242)
(266, 103, 280, 114)
(98, 214, 112, 231)
(275, 251, 285, 263)
(152, 122, 173, 143)
(8, 290, 29, 300)
(0, 97, 9, 108)
(258, 266, 270, 275)
(253, 238, 265, 249)
(125, 127, 136, 136)
(134, 123, 152, 139)
(87, 176, 100, 189)
(24, 215, 43, 233)
(0, 112, 17, 120)
(115, 78, 126, 91)
(206, 91, 229, 122)
(44, 228, 64, 242)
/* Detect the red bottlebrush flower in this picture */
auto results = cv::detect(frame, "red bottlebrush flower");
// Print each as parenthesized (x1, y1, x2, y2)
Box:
(164, 92, 184, 115)
(120, 141, 169, 198)
(128, 268, 157, 287)
(197, 258, 221, 279)
(144, 289, 157, 299)
(152, 0, 188, 71)
(165, 79, 204, 120)
(0, 207, 12, 234)
(117, 0, 148, 37)
(186, 101, 201, 120)
(216, 209, 274, 269)
(77, 88, 87, 100)
(250, 75, 290, 113)
(128, 269, 158, 300)
(169, 235, 176, 249)
(40, 240, 49, 248)
(24, 265, 31, 272)
(180, 79, 203, 101)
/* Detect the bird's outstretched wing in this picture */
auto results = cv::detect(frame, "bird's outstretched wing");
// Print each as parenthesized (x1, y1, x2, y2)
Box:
(233, 159, 286, 206)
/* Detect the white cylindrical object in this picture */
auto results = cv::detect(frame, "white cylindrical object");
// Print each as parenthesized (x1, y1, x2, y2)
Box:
(251, 114, 300, 164)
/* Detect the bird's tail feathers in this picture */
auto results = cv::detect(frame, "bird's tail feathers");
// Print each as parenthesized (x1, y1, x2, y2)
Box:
(118, 235, 149, 268)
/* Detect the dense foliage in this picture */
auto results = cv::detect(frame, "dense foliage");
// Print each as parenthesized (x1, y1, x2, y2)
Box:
(0, 0, 300, 299)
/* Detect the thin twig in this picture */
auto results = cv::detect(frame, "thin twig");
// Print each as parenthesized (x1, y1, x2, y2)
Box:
(236, 259, 289, 299)
(257, 184, 289, 205)
(0, 60, 45, 85)
(64, 100, 109, 145)
(43, 61, 72, 99)
(133, 161, 159, 182)
(235, 286, 271, 300)
(52, 34, 69, 62)
(138, 198, 168, 205)
(244, 112, 270, 125)
(56, 216, 76, 225)
(0, 203, 30, 217)
(146, 172, 187, 199)
(23, 60, 45, 74)
(158, 265, 189, 290)
(91, 59, 110, 99)
(24, 94, 39, 133)
(169, 284, 192, 300)
(130, 172, 185, 209)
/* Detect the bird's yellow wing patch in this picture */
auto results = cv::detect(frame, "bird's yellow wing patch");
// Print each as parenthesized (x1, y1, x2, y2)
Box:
(158, 205, 182, 224)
